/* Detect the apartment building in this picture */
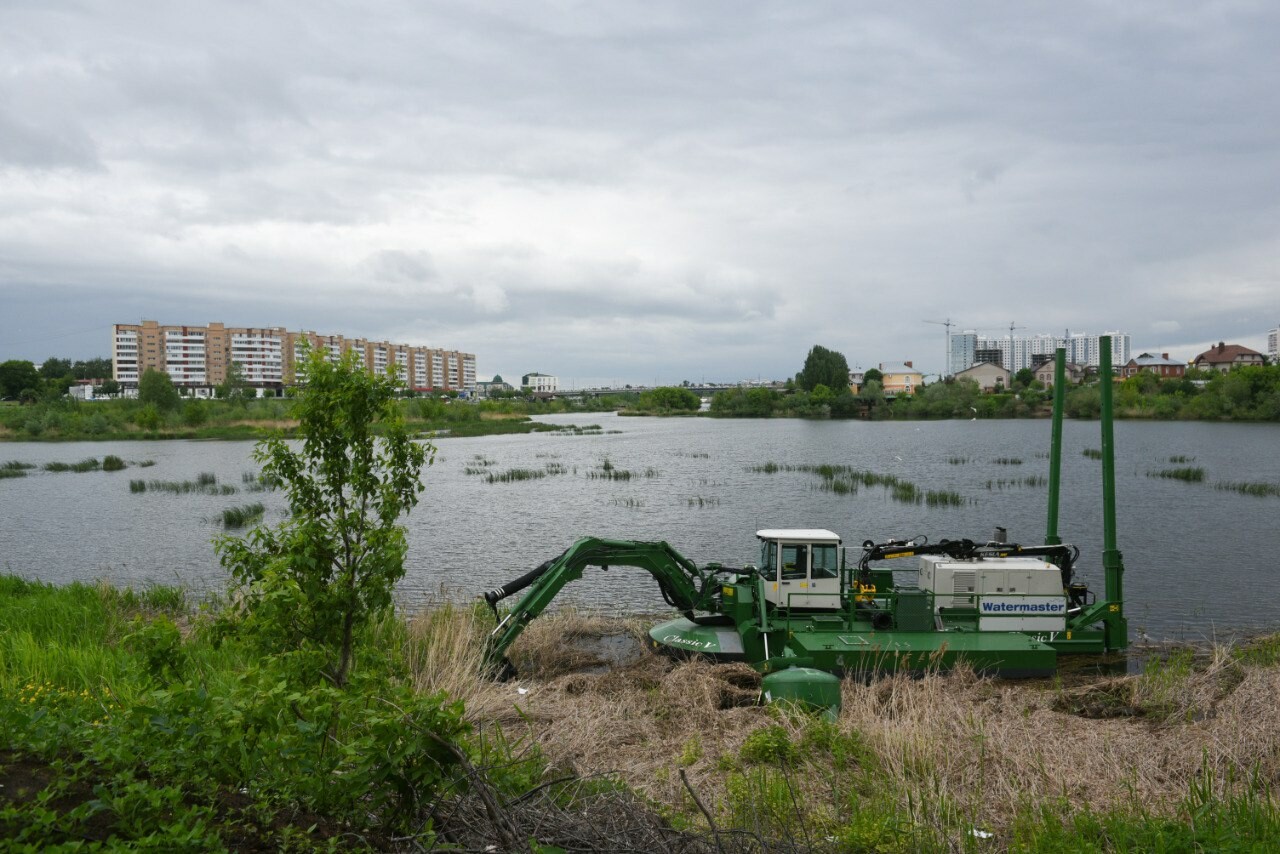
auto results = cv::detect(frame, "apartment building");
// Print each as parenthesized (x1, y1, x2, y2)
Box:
(113, 321, 476, 393)
(1269, 324, 1278, 362)
(944, 329, 1132, 375)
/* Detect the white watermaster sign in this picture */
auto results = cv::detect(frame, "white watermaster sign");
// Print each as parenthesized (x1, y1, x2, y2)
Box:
(977, 596, 1067, 632)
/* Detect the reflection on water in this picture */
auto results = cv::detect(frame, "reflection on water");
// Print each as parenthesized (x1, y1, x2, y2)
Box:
(2, 414, 1279, 644)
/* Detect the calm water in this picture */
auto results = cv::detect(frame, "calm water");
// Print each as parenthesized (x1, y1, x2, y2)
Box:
(2, 414, 1278, 643)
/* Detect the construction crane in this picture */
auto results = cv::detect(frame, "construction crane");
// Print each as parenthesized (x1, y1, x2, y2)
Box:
(923, 318, 956, 376)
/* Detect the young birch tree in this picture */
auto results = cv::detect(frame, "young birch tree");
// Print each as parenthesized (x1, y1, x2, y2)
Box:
(217, 348, 432, 686)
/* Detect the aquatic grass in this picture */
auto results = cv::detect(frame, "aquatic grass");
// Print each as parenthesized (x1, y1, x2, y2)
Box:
(102, 454, 126, 472)
(992, 457, 1023, 465)
(43, 457, 101, 473)
(1148, 467, 1206, 483)
(947, 456, 972, 465)
(137, 460, 157, 468)
(0, 466, 27, 479)
(544, 462, 569, 475)
(1214, 481, 1280, 498)
(553, 425, 604, 436)
(129, 479, 147, 493)
(486, 468, 547, 484)
(752, 461, 781, 474)
(463, 455, 496, 475)
(1169, 455, 1195, 464)
(588, 468, 634, 481)
(1082, 448, 1103, 460)
(643, 467, 660, 478)
(140, 479, 238, 495)
(985, 476, 1048, 490)
(2, 460, 36, 471)
(219, 502, 265, 528)
(686, 496, 721, 507)
(611, 497, 645, 508)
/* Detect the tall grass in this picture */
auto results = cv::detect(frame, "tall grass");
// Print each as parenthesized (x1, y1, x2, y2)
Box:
(1148, 467, 1206, 482)
(1083, 448, 1103, 459)
(137, 477, 238, 495)
(102, 454, 127, 472)
(758, 461, 975, 507)
(486, 468, 546, 484)
(992, 457, 1023, 465)
(219, 503, 265, 528)
(43, 457, 101, 473)
(1215, 481, 1280, 498)
(0, 460, 33, 479)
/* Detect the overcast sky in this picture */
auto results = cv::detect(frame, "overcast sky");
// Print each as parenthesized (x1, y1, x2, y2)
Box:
(2, 1, 1278, 384)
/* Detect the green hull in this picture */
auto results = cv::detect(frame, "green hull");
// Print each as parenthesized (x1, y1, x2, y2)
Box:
(649, 616, 1059, 678)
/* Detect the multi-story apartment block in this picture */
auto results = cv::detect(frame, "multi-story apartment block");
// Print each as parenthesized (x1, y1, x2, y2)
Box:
(1269, 324, 1278, 362)
(112, 321, 476, 394)
(946, 329, 1131, 375)
(947, 331, 978, 377)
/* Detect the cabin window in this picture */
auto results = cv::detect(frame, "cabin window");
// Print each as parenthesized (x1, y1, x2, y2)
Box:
(812, 544, 838, 579)
(760, 541, 777, 576)
(781, 544, 808, 580)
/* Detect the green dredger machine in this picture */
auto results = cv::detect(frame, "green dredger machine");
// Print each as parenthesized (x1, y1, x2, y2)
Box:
(480, 344, 1128, 701)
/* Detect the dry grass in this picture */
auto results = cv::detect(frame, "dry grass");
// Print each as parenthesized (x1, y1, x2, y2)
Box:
(400, 608, 1280, 848)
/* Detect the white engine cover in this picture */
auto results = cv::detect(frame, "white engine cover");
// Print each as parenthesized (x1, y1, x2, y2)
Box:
(917, 555, 1067, 632)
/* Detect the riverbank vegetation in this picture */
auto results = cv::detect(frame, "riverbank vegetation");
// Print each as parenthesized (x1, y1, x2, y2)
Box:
(709, 350, 1280, 422)
(0, 381, 632, 442)
(6, 584, 1280, 851)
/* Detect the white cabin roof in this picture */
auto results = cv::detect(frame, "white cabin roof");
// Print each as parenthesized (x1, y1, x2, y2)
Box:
(756, 529, 842, 544)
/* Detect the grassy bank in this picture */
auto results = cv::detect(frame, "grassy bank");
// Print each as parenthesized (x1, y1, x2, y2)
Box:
(5, 578, 1280, 851)
(0, 396, 610, 442)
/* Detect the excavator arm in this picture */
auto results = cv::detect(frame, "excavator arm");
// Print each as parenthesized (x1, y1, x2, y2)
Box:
(480, 537, 733, 676)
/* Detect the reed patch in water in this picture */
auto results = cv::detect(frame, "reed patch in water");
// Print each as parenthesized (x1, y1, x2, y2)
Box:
(1214, 481, 1280, 498)
(219, 503, 265, 528)
(485, 468, 547, 484)
(43, 457, 100, 473)
(0, 460, 34, 478)
(1148, 467, 1206, 483)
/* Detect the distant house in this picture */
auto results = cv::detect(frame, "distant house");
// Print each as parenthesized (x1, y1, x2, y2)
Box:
(476, 374, 515, 398)
(1033, 361, 1086, 387)
(1192, 342, 1265, 373)
(848, 370, 864, 394)
(521, 372, 558, 393)
(954, 362, 1010, 393)
(877, 362, 923, 397)
(1123, 353, 1186, 378)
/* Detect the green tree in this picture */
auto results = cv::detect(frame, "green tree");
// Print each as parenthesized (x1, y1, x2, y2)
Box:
(39, 357, 72, 378)
(72, 357, 113, 379)
(862, 368, 883, 386)
(96, 378, 121, 396)
(1013, 368, 1036, 388)
(637, 386, 701, 412)
(795, 345, 852, 392)
(216, 361, 251, 400)
(216, 349, 432, 687)
(0, 360, 41, 399)
(138, 368, 182, 411)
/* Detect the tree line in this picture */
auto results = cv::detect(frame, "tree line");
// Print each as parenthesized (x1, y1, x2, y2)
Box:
(708, 344, 1280, 422)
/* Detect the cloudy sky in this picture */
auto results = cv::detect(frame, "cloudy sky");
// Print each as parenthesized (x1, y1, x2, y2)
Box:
(2, 1, 1277, 384)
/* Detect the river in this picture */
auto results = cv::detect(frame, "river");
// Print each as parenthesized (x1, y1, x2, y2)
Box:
(2, 413, 1278, 643)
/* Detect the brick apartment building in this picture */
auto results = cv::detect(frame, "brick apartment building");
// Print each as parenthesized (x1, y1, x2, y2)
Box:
(113, 321, 476, 394)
